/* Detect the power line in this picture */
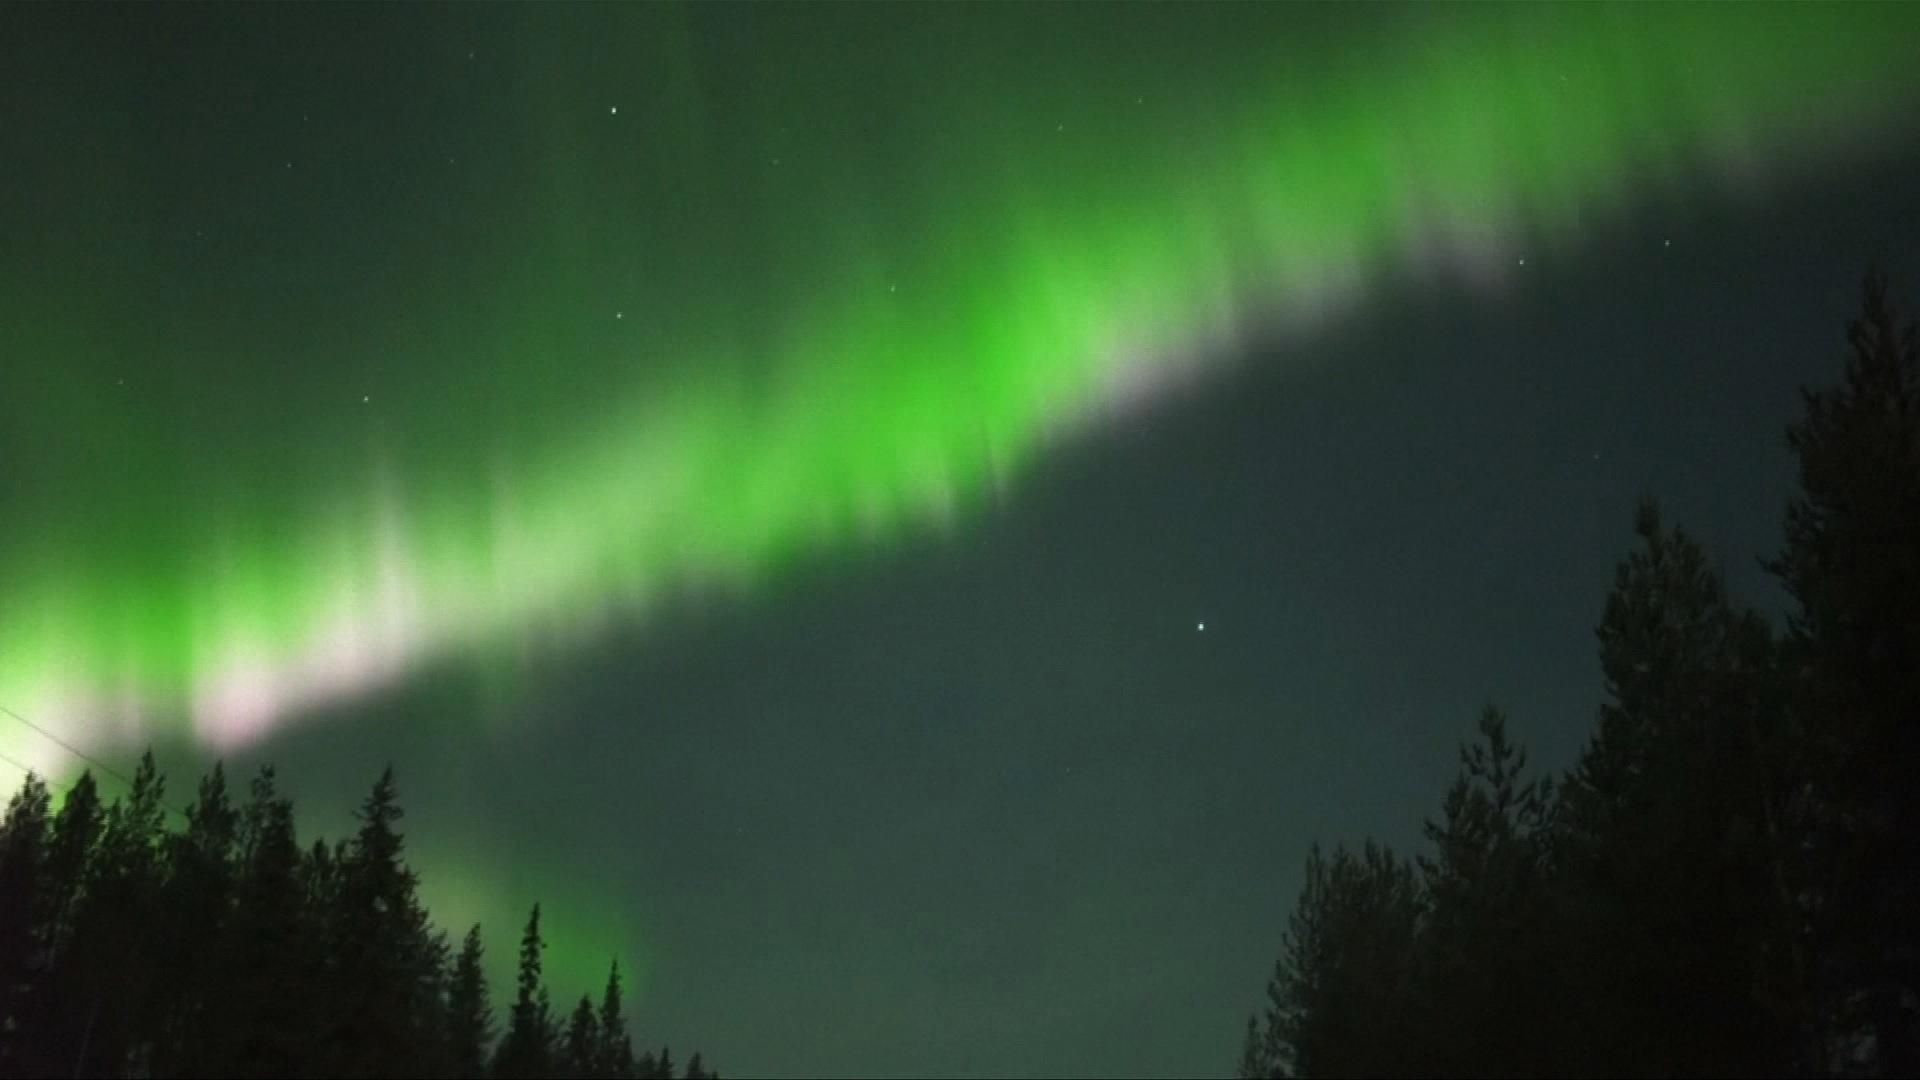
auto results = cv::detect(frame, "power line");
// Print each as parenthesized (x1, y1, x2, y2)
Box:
(0, 745, 102, 808)
(0, 702, 190, 823)
(0, 745, 45, 786)
(0, 703, 139, 793)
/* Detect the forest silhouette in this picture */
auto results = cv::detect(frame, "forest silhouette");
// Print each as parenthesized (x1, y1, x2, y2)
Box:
(1240, 271, 1920, 1079)
(0, 758, 716, 1079)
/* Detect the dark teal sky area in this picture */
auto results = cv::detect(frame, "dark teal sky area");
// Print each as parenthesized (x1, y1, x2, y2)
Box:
(4, 4, 1920, 1077)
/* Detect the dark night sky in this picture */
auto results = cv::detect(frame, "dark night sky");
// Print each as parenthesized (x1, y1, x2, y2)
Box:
(3, 5, 1918, 1077)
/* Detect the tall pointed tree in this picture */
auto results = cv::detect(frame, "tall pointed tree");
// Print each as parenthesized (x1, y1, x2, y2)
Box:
(597, 960, 637, 1079)
(448, 924, 496, 1080)
(494, 903, 555, 1079)
(564, 994, 601, 1078)
(326, 767, 446, 1077)
(1415, 706, 1556, 1078)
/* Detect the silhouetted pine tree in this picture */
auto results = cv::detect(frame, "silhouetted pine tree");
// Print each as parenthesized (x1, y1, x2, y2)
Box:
(1767, 269, 1920, 1075)
(447, 925, 495, 1080)
(0, 760, 713, 1079)
(1414, 707, 1557, 1078)
(211, 768, 321, 1077)
(151, 762, 240, 1076)
(9, 769, 108, 1075)
(1244, 839, 1424, 1078)
(564, 995, 600, 1078)
(1553, 499, 1802, 1076)
(57, 752, 168, 1076)
(1236, 1013, 1269, 1079)
(0, 772, 51, 1069)
(494, 903, 556, 1079)
(323, 768, 447, 1078)
(595, 960, 638, 1079)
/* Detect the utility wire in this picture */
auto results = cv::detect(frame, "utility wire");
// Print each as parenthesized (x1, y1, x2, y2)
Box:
(0, 702, 191, 823)
(0, 703, 139, 793)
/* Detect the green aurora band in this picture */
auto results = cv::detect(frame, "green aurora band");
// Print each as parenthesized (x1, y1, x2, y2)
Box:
(4, 5, 1919, 778)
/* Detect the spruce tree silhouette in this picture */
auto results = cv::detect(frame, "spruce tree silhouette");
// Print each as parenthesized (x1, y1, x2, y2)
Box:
(493, 903, 555, 1079)
(0, 759, 716, 1079)
(448, 925, 496, 1080)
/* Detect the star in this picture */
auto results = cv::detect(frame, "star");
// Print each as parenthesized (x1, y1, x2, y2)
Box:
(615, 312, 623, 320)
(609, 106, 618, 115)
(363, 395, 370, 403)
(1197, 622, 1205, 632)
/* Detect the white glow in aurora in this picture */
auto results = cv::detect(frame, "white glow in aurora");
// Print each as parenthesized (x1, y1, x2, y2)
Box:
(3, 5, 1918, 778)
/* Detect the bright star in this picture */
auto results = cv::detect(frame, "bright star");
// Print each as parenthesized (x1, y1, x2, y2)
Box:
(1197, 622, 1205, 631)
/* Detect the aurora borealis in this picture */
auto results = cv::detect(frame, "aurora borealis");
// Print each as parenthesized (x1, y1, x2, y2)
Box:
(6, 4, 1920, 1075)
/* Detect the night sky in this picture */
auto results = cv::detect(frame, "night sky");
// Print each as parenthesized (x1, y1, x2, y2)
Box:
(4, 4, 1920, 1077)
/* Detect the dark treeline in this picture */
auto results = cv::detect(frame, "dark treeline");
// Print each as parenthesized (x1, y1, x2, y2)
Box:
(0, 760, 717, 1079)
(1240, 270, 1920, 1079)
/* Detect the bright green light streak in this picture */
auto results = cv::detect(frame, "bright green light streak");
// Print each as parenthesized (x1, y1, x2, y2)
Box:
(1, 4, 1916, 772)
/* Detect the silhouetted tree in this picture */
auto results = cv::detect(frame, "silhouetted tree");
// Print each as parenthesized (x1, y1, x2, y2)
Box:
(0, 759, 713, 1079)
(58, 752, 168, 1076)
(8, 769, 111, 1076)
(1238, 269, 1919, 1079)
(1554, 499, 1802, 1076)
(214, 767, 321, 1077)
(494, 903, 555, 1079)
(1245, 840, 1424, 1078)
(596, 960, 637, 1079)
(1767, 269, 1920, 1074)
(447, 925, 495, 1080)
(324, 767, 447, 1078)
(1414, 706, 1556, 1078)
(0, 772, 51, 1068)
(151, 762, 240, 1076)
(564, 995, 600, 1078)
